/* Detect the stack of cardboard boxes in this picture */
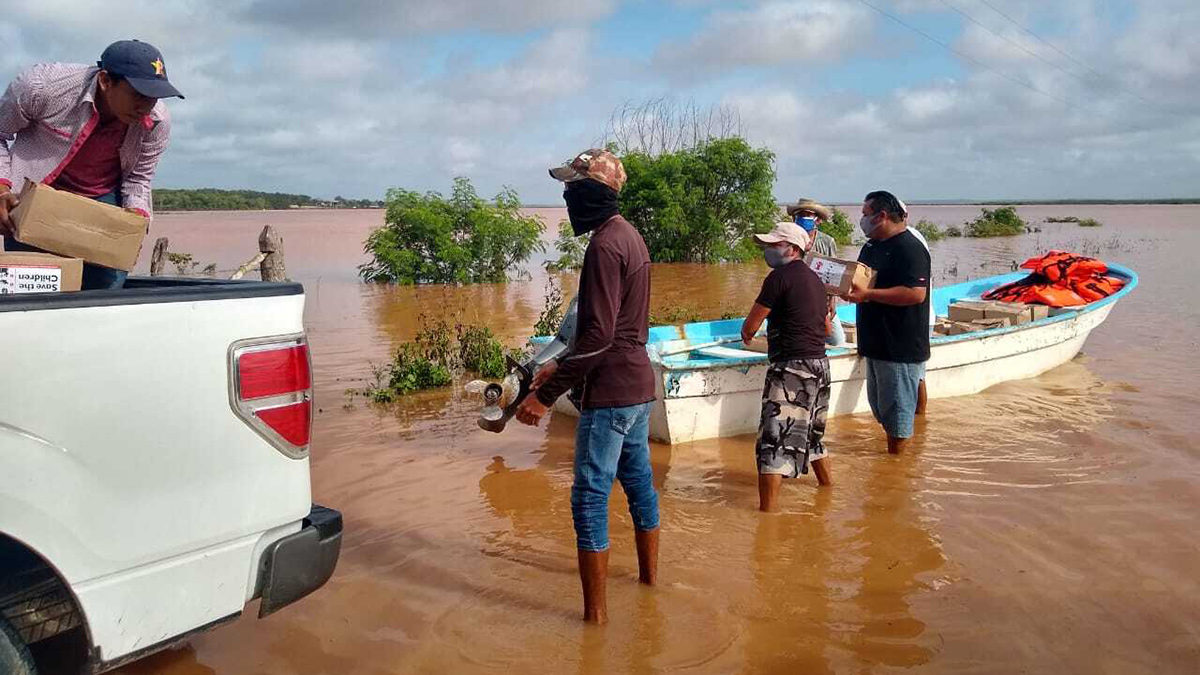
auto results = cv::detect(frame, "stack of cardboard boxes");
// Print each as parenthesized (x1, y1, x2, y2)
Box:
(0, 180, 146, 295)
(935, 299, 1051, 336)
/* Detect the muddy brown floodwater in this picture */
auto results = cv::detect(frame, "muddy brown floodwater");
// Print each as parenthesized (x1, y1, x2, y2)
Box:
(114, 205, 1199, 674)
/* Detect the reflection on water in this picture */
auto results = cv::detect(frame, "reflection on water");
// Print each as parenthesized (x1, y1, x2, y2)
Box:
(114, 206, 1200, 673)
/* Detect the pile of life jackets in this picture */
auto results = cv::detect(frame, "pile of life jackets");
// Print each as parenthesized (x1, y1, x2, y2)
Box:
(983, 251, 1126, 307)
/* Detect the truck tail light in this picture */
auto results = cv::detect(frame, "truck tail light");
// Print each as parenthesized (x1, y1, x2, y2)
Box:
(230, 335, 313, 458)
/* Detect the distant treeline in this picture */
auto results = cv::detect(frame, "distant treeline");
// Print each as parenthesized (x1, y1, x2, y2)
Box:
(155, 189, 383, 211)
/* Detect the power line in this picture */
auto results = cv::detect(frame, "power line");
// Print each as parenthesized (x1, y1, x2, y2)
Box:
(974, 0, 1108, 82)
(959, 0, 1152, 106)
(854, 0, 1074, 107)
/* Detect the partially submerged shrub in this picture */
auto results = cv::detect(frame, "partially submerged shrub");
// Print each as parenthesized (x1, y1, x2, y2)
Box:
(1078, 218, 1103, 227)
(913, 219, 946, 242)
(457, 324, 507, 378)
(964, 207, 1027, 237)
(359, 177, 545, 284)
(533, 277, 566, 337)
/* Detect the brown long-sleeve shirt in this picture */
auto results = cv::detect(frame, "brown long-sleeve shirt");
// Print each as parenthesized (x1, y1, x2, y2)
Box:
(536, 215, 656, 409)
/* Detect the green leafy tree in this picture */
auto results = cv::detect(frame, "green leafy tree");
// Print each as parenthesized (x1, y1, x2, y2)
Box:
(821, 207, 854, 246)
(545, 220, 588, 271)
(619, 137, 777, 263)
(359, 178, 545, 284)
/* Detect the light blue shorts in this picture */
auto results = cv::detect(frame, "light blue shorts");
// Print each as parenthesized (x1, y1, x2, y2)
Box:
(865, 359, 926, 439)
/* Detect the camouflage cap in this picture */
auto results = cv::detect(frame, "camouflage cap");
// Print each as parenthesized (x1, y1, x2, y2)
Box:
(549, 148, 627, 193)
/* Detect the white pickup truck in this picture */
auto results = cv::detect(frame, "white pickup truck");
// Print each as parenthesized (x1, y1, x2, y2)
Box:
(0, 277, 342, 674)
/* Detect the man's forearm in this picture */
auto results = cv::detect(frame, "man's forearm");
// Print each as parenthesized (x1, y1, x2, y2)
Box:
(864, 286, 926, 306)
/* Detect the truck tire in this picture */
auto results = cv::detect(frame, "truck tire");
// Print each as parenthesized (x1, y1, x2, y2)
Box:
(0, 614, 35, 675)
(0, 567, 81, 645)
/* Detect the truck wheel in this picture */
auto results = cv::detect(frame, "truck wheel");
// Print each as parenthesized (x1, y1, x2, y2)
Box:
(0, 615, 35, 675)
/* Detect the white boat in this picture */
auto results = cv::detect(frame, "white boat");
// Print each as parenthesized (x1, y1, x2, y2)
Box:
(544, 264, 1138, 444)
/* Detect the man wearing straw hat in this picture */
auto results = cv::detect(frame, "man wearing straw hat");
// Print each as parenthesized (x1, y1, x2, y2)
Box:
(741, 221, 833, 512)
(787, 197, 845, 345)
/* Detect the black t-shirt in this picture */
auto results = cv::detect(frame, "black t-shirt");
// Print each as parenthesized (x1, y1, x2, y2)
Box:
(755, 260, 828, 363)
(856, 229, 931, 363)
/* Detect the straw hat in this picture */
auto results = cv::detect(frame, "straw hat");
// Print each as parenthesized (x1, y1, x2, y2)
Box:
(785, 198, 832, 220)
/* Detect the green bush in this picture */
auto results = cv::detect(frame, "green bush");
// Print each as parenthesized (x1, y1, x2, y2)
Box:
(620, 137, 777, 263)
(359, 177, 545, 284)
(1078, 218, 1103, 227)
(1045, 216, 1080, 223)
(964, 207, 1027, 238)
(821, 207, 854, 246)
(364, 344, 453, 402)
(533, 277, 566, 337)
(913, 219, 946, 242)
(945, 225, 963, 237)
(545, 220, 588, 271)
(457, 324, 507, 378)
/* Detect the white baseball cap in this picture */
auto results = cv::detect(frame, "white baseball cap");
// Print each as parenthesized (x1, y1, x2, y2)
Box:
(753, 221, 810, 250)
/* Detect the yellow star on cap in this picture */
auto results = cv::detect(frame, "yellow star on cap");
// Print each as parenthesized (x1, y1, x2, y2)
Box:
(151, 58, 165, 76)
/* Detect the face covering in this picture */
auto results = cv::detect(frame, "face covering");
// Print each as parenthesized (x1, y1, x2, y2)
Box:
(859, 214, 878, 237)
(563, 179, 619, 236)
(794, 215, 818, 233)
(763, 246, 794, 268)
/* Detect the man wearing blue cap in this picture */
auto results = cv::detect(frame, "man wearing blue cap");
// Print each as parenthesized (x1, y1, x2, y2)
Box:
(0, 40, 184, 289)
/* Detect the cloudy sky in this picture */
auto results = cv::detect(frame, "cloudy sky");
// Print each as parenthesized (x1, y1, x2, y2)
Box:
(2, 0, 1197, 203)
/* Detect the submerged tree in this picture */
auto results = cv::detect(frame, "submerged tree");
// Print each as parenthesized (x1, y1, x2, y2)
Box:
(619, 136, 777, 263)
(359, 178, 545, 285)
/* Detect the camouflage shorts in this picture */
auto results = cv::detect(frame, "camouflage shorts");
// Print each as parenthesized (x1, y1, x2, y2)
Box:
(755, 358, 831, 478)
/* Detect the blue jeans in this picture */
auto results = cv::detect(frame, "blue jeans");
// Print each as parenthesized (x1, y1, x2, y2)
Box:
(3, 190, 128, 290)
(865, 359, 926, 439)
(572, 402, 659, 552)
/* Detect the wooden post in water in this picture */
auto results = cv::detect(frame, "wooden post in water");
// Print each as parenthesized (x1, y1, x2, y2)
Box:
(150, 237, 169, 276)
(258, 225, 287, 282)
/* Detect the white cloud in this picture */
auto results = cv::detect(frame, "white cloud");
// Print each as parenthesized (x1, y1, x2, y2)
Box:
(655, 0, 871, 73)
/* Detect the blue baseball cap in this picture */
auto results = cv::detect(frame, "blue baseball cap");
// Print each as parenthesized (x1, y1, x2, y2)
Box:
(98, 40, 184, 99)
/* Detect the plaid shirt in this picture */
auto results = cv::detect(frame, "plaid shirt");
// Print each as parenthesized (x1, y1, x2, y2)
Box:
(0, 63, 171, 218)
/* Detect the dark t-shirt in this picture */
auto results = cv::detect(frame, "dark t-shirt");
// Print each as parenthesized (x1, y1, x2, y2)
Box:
(755, 260, 828, 363)
(856, 229, 931, 363)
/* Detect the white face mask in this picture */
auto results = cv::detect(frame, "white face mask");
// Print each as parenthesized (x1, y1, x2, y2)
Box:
(859, 214, 878, 237)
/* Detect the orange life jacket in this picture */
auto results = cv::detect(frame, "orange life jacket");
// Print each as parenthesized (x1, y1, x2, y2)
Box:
(984, 251, 1124, 308)
(1020, 251, 1109, 283)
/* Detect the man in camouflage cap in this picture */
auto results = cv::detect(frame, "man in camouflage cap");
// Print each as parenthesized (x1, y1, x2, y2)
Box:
(547, 147, 627, 194)
(517, 148, 659, 624)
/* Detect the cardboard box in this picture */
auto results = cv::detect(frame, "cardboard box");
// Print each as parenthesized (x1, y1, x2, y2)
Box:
(984, 302, 1032, 326)
(10, 180, 147, 271)
(971, 318, 1008, 331)
(807, 254, 875, 296)
(934, 319, 955, 336)
(0, 252, 83, 294)
(1029, 304, 1050, 320)
(948, 300, 992, 322)
(948, 321, 977, 335)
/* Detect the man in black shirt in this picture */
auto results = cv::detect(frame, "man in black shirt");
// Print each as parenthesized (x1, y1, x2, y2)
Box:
(841, 191, 930, 455)
(741, 221, 833, 512)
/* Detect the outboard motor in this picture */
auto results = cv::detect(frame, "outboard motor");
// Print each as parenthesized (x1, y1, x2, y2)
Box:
(473, 296, 578, 433)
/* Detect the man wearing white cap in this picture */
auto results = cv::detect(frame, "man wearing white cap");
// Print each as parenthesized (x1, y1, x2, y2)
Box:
(740, 221, 833, 512)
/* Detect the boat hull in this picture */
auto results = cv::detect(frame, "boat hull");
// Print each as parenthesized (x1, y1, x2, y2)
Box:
(552, 301, 1114, 444)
